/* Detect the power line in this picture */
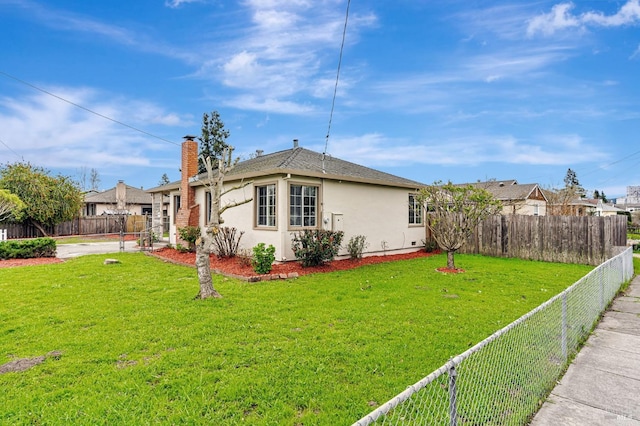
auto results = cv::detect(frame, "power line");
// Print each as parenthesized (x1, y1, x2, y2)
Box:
(323, 0, 351, 156)
(0, 137, 23, 161)
(0, 70, 180, 147)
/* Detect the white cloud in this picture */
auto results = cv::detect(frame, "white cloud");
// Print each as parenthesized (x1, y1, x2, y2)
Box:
(528, 0, 640, 37)
(324, 132, 608, 169)
(582, 0, 640, 27)
(0, 87, 189, 171)
(165, 0, 204, 8)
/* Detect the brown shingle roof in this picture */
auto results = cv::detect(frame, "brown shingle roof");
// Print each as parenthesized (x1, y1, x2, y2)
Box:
(191, 147, 425, 189)
(457, 180, 547, 202)
(84, 184, 152, 204)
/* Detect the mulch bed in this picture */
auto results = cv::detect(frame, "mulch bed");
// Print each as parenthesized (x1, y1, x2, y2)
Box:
(150, 247, 440, 279)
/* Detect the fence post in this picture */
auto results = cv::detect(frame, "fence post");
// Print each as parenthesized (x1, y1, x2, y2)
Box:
(599, 268, 605, 311)
(561, 292, 568, 361)
(0, 229, 6, 241)
(449, 365, 457, 426)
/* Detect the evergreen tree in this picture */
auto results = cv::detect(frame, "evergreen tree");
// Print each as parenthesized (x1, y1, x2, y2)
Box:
(198, 111, 230, 174)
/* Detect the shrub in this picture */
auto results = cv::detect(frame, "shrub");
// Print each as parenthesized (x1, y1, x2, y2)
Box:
(347, 235, 368, 259)
(237, 248, 252, 267)
(175, 243, 190, 253)
(251, 243, 276, 274)
(291, 229, 344, 267)
(422, 239, 439, 253)
(177, 226, 201, 252)
(0, 237, 56, 259)
(212, 227, 244, 258)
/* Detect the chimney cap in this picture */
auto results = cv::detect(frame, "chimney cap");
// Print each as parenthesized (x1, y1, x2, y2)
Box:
(183, 134, 197, 141)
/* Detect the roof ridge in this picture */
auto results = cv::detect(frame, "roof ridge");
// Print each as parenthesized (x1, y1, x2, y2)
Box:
(278, 147, 305, 168)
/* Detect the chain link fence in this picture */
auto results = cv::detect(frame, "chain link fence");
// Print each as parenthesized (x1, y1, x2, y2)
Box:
(353, 247, 634, 426)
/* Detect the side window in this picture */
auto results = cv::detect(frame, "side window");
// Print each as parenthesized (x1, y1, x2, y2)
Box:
(409, 194, 423, 225)
(290, 184, 318, 227)
(256, 184, 277, 227)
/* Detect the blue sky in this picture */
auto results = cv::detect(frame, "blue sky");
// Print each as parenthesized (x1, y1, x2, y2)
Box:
(1, 0, 639, 198)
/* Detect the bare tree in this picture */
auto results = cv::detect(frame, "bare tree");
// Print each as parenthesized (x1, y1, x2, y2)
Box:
(90, 168, 101, 191)
(417, 181, 502, 270)
(194, 148, 252, 299)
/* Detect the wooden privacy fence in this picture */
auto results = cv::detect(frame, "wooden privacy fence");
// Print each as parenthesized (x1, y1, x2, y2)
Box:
(0, 215, 151, 239)
(452, 214, 627, 266)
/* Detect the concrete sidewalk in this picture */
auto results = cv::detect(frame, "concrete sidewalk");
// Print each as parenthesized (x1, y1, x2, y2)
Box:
(530, 274, 640, 425)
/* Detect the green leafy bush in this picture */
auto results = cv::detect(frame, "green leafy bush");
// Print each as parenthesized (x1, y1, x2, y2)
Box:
(422, 239, 439, 253)
(177, 226, 201, 252)
(291, 229, 344, 267)
(0, 237, 56, 259)
(251, 243, 276, 274)
(347, 235, 368, 259)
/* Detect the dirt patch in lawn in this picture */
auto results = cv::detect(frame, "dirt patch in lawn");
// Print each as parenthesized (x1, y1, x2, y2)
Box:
(0, 351, 62, 374)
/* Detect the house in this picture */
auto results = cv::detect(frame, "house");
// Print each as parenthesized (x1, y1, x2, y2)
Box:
(83, 180, 164, 216)
(581, 199, 625, 217)
(148, 137, 427, 261)
(458, 180, 548, 216)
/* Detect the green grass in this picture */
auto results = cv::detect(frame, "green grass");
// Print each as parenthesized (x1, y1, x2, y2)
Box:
(0, 253, 594, 425)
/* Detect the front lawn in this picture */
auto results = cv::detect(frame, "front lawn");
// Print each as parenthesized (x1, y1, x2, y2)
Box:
(0, 253, 593, 425)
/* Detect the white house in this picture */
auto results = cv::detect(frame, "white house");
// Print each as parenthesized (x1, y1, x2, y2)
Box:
(148, 137, 427, 261)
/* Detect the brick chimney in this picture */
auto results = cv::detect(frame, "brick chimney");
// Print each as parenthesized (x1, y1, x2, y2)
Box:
(175, 136, 200, 242)
(115, 180, 126, 210)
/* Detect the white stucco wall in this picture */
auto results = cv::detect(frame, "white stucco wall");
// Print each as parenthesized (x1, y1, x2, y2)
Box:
(188, 175, 425, 261)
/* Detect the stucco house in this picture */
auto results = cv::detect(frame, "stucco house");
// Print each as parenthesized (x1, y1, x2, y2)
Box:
(459, 180, 548, 216)
(148, 137, 426, 261)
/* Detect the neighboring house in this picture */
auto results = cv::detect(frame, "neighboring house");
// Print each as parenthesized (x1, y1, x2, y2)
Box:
(582, 199, 625, 217)
(148, 137, 427, 261)
(459, 180, 548, 216)
(83, 180, 165, 216)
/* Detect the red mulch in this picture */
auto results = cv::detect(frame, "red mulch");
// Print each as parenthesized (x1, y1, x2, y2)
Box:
(150, 247, 440, 278)
(0, 257, 64, 268)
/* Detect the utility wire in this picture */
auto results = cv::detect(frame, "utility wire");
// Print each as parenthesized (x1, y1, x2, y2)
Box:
(0, 70, 180, 147)
(0, 137, 23, 161)
(323, 0, 351, 157)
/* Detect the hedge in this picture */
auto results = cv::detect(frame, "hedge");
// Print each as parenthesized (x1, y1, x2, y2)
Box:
(0, 237, 57, 260)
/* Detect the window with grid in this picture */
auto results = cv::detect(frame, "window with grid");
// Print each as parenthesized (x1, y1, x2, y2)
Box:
(256, 184, 276, 227)
(290, 184, 317, 227)
(409, 193, 423, 225)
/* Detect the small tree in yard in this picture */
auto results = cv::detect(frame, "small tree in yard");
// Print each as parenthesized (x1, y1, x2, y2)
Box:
(0, 162, 83, 236)
(417, 181, 502, 270)
(192, 111, 252, 299)
(0, 189, 25, 222)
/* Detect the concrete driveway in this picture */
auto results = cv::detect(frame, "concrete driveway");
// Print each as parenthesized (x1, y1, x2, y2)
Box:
(56, 241, 166, 259)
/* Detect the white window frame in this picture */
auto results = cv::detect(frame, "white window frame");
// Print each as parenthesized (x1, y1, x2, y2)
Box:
(256, 183, 277, 228)
(289, 184, 318, 228)
(409, 193, 423, 225)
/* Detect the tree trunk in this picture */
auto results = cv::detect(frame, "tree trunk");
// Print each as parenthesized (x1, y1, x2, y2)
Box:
(30, 219, 48, 237)
(195, 237, 222, 299)
(446, 250, 456, 270)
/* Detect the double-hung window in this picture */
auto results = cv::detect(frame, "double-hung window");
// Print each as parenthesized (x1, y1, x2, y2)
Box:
(408, 194, 423, 225)
(290, 184, 317, 227)
(256, 184, 276, 227)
